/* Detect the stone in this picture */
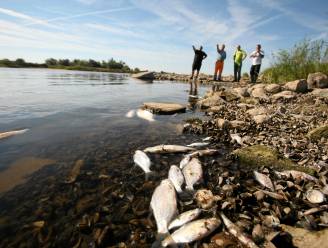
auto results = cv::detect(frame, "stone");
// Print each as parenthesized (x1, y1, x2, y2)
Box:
(197, 93, 226, 109)
(265, 84, 281, 94)
(251, 87, 269, 100)
(271, 91, 297, 101)
(131, 71, 155, 80)
(247, 107, 268, 116)
(230, 120, 246, 129)
(143, 102, 186, 114)
(307, 125, 328, 140)
(253, 114, 270, 124)
(208, 105, 225, 113)
(216, 118, 231, 129)
(233, 87, 250, 98)
(284, 79, 308, 93)
(311, 88, 328, 98)
(307, 72, 328, 89)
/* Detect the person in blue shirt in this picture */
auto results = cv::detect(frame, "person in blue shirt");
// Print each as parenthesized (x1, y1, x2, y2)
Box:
(214, 44, 226, 81)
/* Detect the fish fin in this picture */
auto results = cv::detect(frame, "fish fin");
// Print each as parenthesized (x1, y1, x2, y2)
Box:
(160, 234, 177, 248)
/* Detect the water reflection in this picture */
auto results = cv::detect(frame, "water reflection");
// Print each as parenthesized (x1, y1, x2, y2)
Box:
(188, 80, 199, 111)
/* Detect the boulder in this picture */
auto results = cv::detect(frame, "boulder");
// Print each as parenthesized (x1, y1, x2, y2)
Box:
(233, 87, 250, 98)
(218, 89, 240, 102)
(216, 118, 231, 129)
(251, 87, 269, 100)
(143, 102, 186, 114)
(307, 72, 328, 89)
(132, 71, 155, 80)
(284, 79, 308, 93)
(230, 120, 246, 129)
(247, 107, 269, 116)
(197, 92, 226, 109)
(307, 125, 328, 140)
(208, 105, 225, 113)
(253, 114, 270, 124)
(265, 84, 281, 94)
(271, 91, 297, 101)
(311, 88, 328, 98)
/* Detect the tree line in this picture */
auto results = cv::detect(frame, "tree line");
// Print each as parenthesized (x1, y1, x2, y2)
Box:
(0, 58, 140, 73)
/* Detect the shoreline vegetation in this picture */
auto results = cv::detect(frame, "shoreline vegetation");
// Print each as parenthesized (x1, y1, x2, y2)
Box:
(0, 57, 140, 73)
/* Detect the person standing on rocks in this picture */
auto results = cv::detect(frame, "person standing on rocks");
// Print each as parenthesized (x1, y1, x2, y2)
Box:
(249, 44, 264, 83)
(214, 44, 226, 81)
(233, 45, 247, 82)
(190, 45, 207, 80)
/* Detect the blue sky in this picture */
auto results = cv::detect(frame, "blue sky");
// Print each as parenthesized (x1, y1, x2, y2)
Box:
(0, 0, 327, 74)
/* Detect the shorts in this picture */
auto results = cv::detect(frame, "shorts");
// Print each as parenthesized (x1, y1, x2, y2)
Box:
(192, 62, 202, 71)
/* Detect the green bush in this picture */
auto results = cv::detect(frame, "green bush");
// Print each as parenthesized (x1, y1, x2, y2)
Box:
(262, 39, 328, 84)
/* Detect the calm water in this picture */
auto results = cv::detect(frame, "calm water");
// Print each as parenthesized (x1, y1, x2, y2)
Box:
(0, 68, 208, 191)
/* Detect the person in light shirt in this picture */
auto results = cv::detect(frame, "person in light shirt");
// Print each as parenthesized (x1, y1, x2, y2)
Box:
(249, 44, 264, 83)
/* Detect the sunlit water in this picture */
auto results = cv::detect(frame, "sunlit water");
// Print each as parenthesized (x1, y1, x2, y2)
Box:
(0, 68, 208, 191)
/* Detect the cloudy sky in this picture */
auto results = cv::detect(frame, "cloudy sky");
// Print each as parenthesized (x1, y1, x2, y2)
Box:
(0, 0, 327, 74)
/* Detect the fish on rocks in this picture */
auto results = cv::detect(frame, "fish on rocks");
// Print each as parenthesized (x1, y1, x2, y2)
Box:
(168, 165, 184, 193)
(220, 213, 259, 248)
(0, 128, 29, 140)
(179, 155, 191, 169)
(162, 218, 221, 247)
(182, 158, 203, 191)
(150, 179, 178, 237)
(168, 208, 202, 230)
(136, 109, 155, 122)
(186, 142, 209, 148)
(133, 150, 152, 178)
(253, 171, 275, 191)
(125, 109, 136, 118)
(275, 170, 319, 183)
(144, 145, 196, 154)
(189, 149, 219, 158)
(230, 133, 243, 145)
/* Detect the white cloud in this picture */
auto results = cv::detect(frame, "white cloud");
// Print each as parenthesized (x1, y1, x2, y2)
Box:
(75, 0, 98, 5)
(85, 23, 142, 38)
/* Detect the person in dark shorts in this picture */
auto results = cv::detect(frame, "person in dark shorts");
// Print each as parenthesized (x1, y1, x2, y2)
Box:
(249, 44, 264, 83)
(190, 45, 207, 80)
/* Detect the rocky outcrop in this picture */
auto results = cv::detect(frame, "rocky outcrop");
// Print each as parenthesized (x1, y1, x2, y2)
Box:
(284, 79, 308, 93)
(271, 91, 297, 101)
(307, 72, 328, 89)
(132, 71, 155, 80)
(143, 102, 186, 114)
(265, 84, 281, 94)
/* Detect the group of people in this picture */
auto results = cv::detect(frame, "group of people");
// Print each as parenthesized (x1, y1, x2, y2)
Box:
(190, 44, 264, 83)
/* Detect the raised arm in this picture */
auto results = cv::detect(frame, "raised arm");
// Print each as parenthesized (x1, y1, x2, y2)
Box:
(192, 45, 196, 52)
(242, 50, 247, 60)
(203, 52, 207, 59)
(217, 44, 220, 53)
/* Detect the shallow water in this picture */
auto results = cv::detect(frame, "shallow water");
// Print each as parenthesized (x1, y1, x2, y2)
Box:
(0, 68, 208, 192)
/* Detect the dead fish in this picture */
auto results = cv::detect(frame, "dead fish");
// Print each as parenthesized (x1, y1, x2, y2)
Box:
(190, 149, 219, 158)
(305, 189, 325, 204)
(136, 109, 155, 122)
(162, 218, 220, 247)
(202, 136, 212, 141)
(179, 155, 191, 169)
(182, 158, 203, 191)
(254, 171, 274, 191)
(168, 165, 184, 193)
(144, 145, 196, 154)
(275, 170, 318, 183)
(125, 109, 136, 118)
(260, 189, 287, 201)
(0, 128, 29, 140)
(133, 150, 152, 178)
(168, 208, 202, 230)
(220, 213, 259, 248)
(150, 179, 178, 237)
(186, 142, 209, 148)
(230, 133, 243, 145)
(303, 205, 328, 216)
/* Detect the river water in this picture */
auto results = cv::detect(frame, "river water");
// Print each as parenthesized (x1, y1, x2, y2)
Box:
(0, 68, 208, 193)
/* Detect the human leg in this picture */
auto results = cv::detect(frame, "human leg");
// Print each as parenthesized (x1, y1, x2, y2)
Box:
(234, 63, 238, 82)
(254, 64, 261, 82)
(237, 64, 242, 82)
(217, 61, 224, 81)
(250, 65, 256, 83)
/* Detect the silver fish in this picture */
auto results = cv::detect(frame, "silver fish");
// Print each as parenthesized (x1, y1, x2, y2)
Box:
(230, 133, 243, 145)
(0, 129, 29, 140)
(179, 155, 191, 169)
(186, 142, 209, 148)
(182, 157, 203, 191)
(168, 208, 202, 230)
(150, 179, 178, 236)
(125, 109, 136, 118)
(144, 145, 196, 154)
(202, 136, 212, 141)
(168, 165, 184, 193)
(133, 150, 151, 175)
(253, 171, 274, 191)
(136, 109, 155, 122)
(189, 149, 219, 158)
(275, 170, 318, 183)
(162, 218, 220, 247)
(220, 213, 259, 248)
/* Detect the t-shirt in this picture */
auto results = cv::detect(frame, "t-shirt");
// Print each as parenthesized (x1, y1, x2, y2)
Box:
(250, 50, 264, 65)
(193, 50, 207, 65)
(217, 50, 226, 61)
(233, 49, 247, 65)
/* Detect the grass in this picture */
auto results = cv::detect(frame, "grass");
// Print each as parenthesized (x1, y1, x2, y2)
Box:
(262, 39, 328, 84)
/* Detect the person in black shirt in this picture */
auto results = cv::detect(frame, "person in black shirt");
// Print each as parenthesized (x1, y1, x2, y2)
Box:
(190, 45, 207, 80)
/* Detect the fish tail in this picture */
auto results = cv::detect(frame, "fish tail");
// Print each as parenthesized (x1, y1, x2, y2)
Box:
(185, 185, 194, 192)
(151, 232, 174, 248)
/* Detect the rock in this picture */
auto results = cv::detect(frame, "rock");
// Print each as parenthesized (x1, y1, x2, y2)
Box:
(143, 102, 186, 114)
(218, 89, 240, 102)
(197, 93, 226, 109)
(230, 120, 246, 129)
(208, 105, 225, 113)
(271, 91, 297, 101)
(232, 145, 314, 173)
(253, 114, 270, 124)
(284, 79, 308, 93)
(131, 71, 155, 80)
(280, 224, 328, 248)
(307, 72, 328, 89)
(265, 84, 281, 94)
(251, 87, 269, 100)
(216, 118, 231, 129)
(311, 88, 328, 98)
(247, 107, 269, 116)
(233, 87, 250, 98)
(307, 125, 328, 140)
